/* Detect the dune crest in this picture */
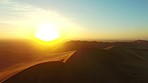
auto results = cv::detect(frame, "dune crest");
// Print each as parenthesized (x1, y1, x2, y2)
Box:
(103, 46, 114, 50)
(0, 51, 76, 82)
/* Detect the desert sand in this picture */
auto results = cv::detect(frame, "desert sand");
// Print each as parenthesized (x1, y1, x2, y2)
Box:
(1, 40, 148, 83)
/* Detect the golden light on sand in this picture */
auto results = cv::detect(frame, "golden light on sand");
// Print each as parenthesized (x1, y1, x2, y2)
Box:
(35, 23, 60, 42)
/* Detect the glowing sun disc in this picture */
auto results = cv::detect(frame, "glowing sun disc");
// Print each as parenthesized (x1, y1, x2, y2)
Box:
(35, 23, 60, 41)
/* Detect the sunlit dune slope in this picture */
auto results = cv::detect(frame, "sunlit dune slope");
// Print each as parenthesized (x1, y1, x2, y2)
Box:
(0, 40, 75, 82)
(3, 40, 148, 83)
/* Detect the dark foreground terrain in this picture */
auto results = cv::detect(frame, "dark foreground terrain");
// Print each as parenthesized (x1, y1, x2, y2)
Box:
(1, 40, 148, 83)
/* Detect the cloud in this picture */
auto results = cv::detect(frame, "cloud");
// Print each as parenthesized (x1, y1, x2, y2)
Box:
(0, 0, 85, 39)
(0, 0, 78, 27)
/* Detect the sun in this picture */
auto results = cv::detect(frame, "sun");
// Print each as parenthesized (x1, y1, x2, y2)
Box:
(35, 23, 60, 42)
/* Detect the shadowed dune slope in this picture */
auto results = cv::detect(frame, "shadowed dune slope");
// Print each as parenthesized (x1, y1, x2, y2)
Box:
(3, 42, 148, 83)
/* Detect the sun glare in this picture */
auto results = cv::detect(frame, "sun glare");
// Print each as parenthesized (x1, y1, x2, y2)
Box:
(35, 23, 60, 42)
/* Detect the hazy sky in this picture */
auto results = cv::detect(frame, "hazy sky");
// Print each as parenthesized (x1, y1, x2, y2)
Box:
(0, 0, 148, 40)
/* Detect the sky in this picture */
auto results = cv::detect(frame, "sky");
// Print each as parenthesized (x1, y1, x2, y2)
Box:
(0, 0, 148, 41)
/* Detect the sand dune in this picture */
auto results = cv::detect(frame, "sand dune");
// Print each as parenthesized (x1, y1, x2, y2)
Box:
(0, 41, 75, 82)
(1, 40, 148, 83)
(0, 51, 75, 82)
